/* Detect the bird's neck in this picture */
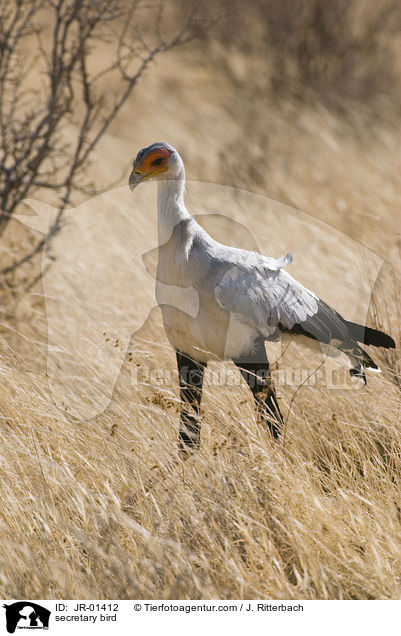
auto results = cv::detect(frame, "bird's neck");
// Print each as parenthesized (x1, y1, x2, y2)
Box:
(157, 169, 191, 244)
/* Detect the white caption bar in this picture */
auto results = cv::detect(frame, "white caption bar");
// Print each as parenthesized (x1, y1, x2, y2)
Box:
(1, 599, 399, 635)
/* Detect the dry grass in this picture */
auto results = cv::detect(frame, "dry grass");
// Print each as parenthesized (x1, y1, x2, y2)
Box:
(0, 1, 401, 599)
(0, 337, 401, 599)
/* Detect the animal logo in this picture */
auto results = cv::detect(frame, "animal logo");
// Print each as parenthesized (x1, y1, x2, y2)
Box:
(3, 602, 50, 633)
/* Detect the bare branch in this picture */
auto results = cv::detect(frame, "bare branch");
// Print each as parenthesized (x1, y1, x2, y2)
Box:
(0, 0, 211, 277)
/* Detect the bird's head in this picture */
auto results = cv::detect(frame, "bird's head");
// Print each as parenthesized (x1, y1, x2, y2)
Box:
(129, 142, 182, 191)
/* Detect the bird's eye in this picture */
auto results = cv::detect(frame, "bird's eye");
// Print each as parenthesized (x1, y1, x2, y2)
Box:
(151, 157, 164, 166)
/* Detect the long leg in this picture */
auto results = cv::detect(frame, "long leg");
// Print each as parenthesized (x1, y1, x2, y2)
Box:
(176, 351, 206, 451)
(233, 338, 283, 438)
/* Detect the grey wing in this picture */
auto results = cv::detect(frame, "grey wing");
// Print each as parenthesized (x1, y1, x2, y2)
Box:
(215, 252, 350, 344)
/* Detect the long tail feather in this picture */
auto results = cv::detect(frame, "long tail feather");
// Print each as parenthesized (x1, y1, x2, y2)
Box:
(338, 341, 379, 370)
(345, 321, 395, 349)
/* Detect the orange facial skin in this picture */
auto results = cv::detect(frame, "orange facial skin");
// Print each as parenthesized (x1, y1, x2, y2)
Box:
(134, 147, 170, 178)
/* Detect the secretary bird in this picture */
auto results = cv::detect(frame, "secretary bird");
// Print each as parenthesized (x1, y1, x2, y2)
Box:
(129, 142, 395, 452)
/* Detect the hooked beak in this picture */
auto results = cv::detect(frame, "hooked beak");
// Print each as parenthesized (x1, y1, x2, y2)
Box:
(129, 162, 168, 192)
(129, 169, 147, 191)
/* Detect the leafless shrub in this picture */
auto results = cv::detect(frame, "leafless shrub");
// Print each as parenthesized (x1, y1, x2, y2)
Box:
(0, 0, 208, 274)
